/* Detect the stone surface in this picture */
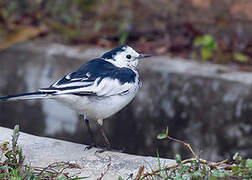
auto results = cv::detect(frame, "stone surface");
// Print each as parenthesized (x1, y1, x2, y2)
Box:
(0, 126, 175, 179)
(0, 42, 251, 161)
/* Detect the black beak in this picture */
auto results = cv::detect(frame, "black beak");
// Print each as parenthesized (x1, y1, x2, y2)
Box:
(138, 54, 152, 59)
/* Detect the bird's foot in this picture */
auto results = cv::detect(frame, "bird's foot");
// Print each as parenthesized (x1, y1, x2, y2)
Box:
(84, 143, 112, 151)
(95, 146, 125, 153)
(84, 143, 98, 151)
(84, 143, 125, 153)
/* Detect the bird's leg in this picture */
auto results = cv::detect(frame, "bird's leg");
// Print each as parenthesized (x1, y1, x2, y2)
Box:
(97, 119, 111, 148)
(95, 120, 125, 153)
(81, 114, 96, 150)
(85, 119, 96, 148)
(92, 119, 111, 153)
(98, 124, 111, 149)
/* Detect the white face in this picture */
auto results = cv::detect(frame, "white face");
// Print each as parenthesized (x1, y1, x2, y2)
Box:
(105, 46, 140, 69)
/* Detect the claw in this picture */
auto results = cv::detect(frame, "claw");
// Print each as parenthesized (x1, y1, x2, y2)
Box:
(84, 143, 97, 151)
(95, 146, 125, 153)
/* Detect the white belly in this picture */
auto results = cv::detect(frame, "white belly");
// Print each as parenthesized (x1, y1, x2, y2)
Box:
(53, 88, 138, 121)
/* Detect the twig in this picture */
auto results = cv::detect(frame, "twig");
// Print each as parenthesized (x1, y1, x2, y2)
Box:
(141, 158, 228, 179)
(37, 162, 59, 177)
(135, 166, 144, 180)
(166, 136, 196, 157)
(209, 159, 228, 167)
(97, 156, 111, 180)
(31, 161, 81, 178)
(0, 142, 9, 161)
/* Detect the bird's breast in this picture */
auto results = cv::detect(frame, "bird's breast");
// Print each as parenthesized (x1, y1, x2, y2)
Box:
(85, 84, 139, 120)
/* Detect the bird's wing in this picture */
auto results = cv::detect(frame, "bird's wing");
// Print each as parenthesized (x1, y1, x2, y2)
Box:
(39, 59, 137, 97)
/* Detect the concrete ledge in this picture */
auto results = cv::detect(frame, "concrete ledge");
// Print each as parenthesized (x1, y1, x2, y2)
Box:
(0, 126, 175, 179)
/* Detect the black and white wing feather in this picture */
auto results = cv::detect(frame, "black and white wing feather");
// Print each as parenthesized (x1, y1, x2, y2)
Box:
(39, 58, 137, 97)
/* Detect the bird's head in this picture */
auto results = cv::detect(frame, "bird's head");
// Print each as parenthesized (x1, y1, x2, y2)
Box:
(102, 45, 151, 69)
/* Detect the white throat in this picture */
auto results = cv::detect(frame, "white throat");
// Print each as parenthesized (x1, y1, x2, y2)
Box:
(105, 58, 138, 69)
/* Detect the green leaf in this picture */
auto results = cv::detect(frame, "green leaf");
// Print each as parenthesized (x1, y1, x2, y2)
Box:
(12, 125, 20, 146)
(56, 174, 67, 180)
(202, 35, 217, 49)
(175, 154, 182, 164)
(5, 150, 13, 159)
(118, 176, 124, 180)
(194, 34, 217, 50)
(183, 173, 192, 179)
(174, 175, 182, 180)
(246, 159, 252, 168)
(231, 165, 239, 172)
(71, 177, 89, 180)
(234, 53, 248, 63)
(201, 47, 213, 60)
(165, 127, 169, 136)
(209, 41, 217, 50)
(233, 152, 242, 163)
(192, 171, 201, 178)
(202, 35, 213, 45)
(156, 150, 161, 170)
(157, 134, 167, 139)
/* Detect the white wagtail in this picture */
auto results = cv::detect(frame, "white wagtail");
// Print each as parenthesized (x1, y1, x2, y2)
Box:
(0, 45, 151, 150)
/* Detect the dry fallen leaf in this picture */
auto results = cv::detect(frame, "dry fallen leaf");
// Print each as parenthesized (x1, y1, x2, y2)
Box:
(0, 24, 48, 51)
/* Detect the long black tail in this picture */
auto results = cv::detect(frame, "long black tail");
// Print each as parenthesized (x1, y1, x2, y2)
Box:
(0, 91, 50, 102)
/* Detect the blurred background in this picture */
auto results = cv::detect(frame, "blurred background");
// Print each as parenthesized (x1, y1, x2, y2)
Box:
(0, 0, 251, 161)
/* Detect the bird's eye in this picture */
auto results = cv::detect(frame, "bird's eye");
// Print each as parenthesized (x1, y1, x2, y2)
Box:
(126, 55, 131, 59)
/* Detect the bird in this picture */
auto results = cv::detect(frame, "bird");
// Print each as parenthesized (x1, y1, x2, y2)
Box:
(0, 45, 151, 151)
